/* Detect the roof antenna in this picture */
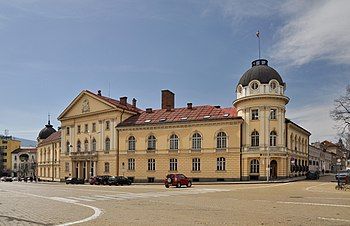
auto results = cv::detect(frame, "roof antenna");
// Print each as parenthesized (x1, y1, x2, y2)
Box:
(256, 30, 261, 59)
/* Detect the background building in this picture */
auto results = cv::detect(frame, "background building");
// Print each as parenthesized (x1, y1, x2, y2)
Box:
(56, 59, 310, 182)
(0, 135, 21, 176)
(11, 147, 37, 178)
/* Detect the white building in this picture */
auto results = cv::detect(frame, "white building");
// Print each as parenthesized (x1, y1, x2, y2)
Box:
(12, 147, 37, 178)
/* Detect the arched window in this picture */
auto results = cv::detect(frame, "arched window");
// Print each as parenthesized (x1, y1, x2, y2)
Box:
(147, 135, 156, 150)
(250, 159, 259, 173)
(84, 139, 89, 152)
(217, 157, 226, 171)
(169, 134, 179, 150)
(192, 133, 202, 150)
(105, 137, 110, 151)
(216, 132, 227, 149)
(251, 131, 259, 147)
(270, 131, 277, 147)
(92, 138, 96, 151)
(77, 140, 81, 152)
(128, 136, 136, 151)
(66, 141, 70, 153)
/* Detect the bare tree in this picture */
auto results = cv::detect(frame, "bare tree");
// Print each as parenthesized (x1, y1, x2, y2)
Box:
(331, 85, 350, 149)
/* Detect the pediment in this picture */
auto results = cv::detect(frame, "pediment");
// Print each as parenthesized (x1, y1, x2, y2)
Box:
(58, 91, 116, 120)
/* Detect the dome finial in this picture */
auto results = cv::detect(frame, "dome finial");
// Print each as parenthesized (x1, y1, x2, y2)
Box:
(48, 113, 51, 125)
(256, 30, 261, 59)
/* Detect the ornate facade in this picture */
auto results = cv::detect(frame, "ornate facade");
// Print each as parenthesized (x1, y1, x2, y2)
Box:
(56, 59, 310, 182)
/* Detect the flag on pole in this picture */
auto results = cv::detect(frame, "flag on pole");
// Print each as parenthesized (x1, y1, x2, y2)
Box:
(256, 30, 260, 38)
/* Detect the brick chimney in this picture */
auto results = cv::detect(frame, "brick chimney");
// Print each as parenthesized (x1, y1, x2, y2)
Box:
(120, 96, 127, 105)
(132, 98, 137, 108)
(187, 103, 193, 109)
(161, 90, 174, 110)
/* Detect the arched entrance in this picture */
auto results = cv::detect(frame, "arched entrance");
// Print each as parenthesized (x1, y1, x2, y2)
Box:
(270, 160, 278, 179)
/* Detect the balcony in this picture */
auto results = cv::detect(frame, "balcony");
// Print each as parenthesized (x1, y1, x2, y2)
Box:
(69, 151, 97, 157)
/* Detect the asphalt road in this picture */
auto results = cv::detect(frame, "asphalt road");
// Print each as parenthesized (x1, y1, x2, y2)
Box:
(0, 175, 349, 226)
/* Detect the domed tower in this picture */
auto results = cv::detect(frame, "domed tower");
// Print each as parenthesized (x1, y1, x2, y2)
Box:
(37, 117, 56, 143)
(233, 59, 289, 180)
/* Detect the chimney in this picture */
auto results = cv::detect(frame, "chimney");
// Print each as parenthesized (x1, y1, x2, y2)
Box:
(146, 108, 153, 113)
(97, 90, 102, 96)
(120, 96, 127, 105)
(132, 98, 137, 108)
(161, 90, 174, 110)
(187, 103, 193, 109)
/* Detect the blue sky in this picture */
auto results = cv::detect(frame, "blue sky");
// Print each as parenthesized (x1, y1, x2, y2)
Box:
(0, 0, 349, 142)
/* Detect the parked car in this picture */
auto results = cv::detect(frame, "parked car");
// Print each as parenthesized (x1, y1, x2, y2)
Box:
(90, 175, 111, 185)
(306, 171, 319, 180)
(107, 176, 119, 186)
(116, 176, 132, 185)
(89, 176, 99, 185)
(335, 170, 350, 181)
(65, 177, 85, 184)
(164, 174, 192, 188)
(0, 177, 6, 182)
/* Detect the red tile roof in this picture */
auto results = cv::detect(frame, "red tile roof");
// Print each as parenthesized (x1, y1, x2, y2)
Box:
(118, 105, 240, 127)
(38, 131, 61, 146)
(85, 90, 142, 113)
(12, 147, 37, 154)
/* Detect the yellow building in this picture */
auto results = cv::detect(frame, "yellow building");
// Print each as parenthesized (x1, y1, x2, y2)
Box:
(36, 119, 61, 181)
(58, 59, 310, 182)
(0, 135, 21, 176)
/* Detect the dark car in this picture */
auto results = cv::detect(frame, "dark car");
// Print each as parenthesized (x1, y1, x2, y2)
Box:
(335, 170, 350, 181)
(89, 176, 100, 185)
(306, 171, 319, 180)
(108, 176, 132, 186)
(66, 177, 85, 184)
(4, 177, 13, 182)
(164, 174, 192, 188)
(107, 176, 118, 186)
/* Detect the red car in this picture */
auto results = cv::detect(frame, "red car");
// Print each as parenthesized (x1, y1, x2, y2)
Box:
(164, 174, 192, 188)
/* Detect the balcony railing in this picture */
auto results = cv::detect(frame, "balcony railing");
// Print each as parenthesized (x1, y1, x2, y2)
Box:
(69, 151, 97, 157)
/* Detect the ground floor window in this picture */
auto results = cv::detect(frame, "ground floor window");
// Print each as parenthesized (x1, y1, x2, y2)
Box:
(169, 158, 177, 171)
(65, 162, 69, 172)
(148, 159, 155, 171)
(217, 157, 226, 171)
(104, 162, 110, 173)
(250, 159, 259, 173)
(128, 158, 135, 171)
(192, 158, 200, 171)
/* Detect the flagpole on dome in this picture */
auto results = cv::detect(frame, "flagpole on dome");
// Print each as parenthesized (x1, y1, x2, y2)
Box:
(256, 30, 260, 59)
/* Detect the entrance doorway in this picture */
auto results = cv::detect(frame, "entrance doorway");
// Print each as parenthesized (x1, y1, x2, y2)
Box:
(270, 160, 278, 179)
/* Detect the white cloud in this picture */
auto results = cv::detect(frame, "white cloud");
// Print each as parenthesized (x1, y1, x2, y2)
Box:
(287, 104, 339, 142)
(270, 1, 350, 67)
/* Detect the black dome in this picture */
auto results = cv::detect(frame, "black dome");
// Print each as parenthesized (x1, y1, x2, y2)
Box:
(238, 59, 284, 87)
(38, 122, 56, 140)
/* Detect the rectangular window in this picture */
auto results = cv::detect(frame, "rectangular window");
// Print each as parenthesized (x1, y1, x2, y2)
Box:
(77, 125, 81, 134)
(192, 158, 201, 171)
(148, 159, 155, 171)
(65, 162, 69, 172)
(170, 158, 178, 171)
(270, 109, 277, 120)
(104, 162, 110, 173)
(66, 127, 70, 135)
(92, 123, 96, 132)
(84, 124, 88, 133)
(251, 109, 259, 120)
(14, 163, 17, 169)
(128, 158, 135, 171)
(106, 121, 110, 130)
(217, 157, 226, 171)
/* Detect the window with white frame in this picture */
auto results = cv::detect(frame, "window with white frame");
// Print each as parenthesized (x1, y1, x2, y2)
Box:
(217, 157, 226, 171)
(251, 131, 259, 147)
(270, 131, 277, 147)
(170, 158, 178, 171)
(128, 136, 136, 151)
(92, 138, 96, 151)
(216, 132, 227, 149)
(192, 158, 200, 171)
(128, 158, 135, 171)
(84, 139, 88, 151)
(104, 162, 110, 173)
(192, 133, 202, 150)
(148, 159, 155, 171)
(105, 137, 110, 151)
(147, 135, 156, 150)
(169, 134, 179, 150)
(250, 159, 259, 173)
(251, 109, 259, 120)
(270, 109, 277, 120)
